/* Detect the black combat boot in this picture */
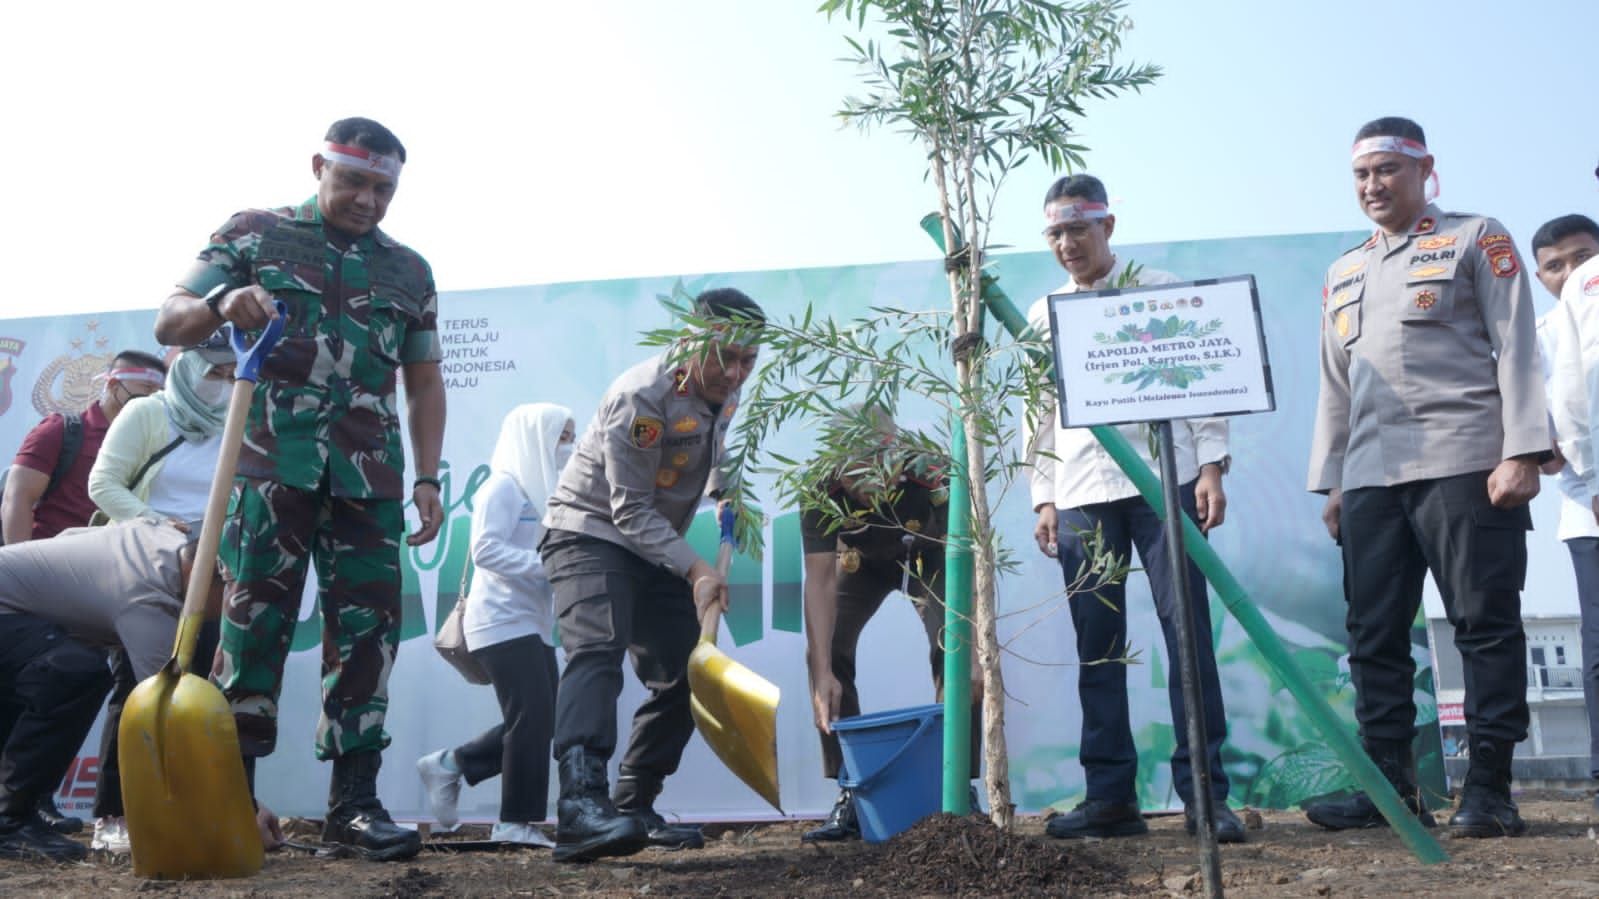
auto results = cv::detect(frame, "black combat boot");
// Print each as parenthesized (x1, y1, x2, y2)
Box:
(322, 751, 422, 861)
(613, 771, 704, 850)
(802, 788, 860, 842)
(1448, 738, 1526, 838)
(553, 747, 648, 863)
(35, 796, 82, 835)
(1303, 738, 1435, 830)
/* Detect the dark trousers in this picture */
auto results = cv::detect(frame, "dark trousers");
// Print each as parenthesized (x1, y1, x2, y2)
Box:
(452, 634, 560, 823)
(820, 559, 981, 780)
(1567, 537, 1599, 777)
(0, 614, 112, 817)
(1054, 480, 1230, 805)
(544, 531, 699, 780)
(94, 621, 220, 818)
(1340, 471, 1530, 744)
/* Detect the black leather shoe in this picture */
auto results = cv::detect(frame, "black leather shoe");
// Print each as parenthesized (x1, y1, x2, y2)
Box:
(1183, 801, 1246, 844)
(553, 748, 648, 863)
(802, 789, 859, 843)
(35, 798, 82, 835)
(613, 771, 704, 851)
(323, 751, 422, 862)
(1448, 739, 1525, 838)
(0, 813, 88, 862)
(1303, 789, 1435, 830)
(1044, 800, 1148, 839)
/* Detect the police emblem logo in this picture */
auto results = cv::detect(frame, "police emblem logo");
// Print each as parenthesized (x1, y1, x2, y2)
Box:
(839, 548, 862, 574)
(1416, 235, 1456, 250)
(1409, 266, 1448, 279)
(672, 415, 699, 433)
(631, 416, 664, 449)
(1413, 290, 1437, 311)
(655, 468, 679, 488)
(1487, 248, 1519, 278)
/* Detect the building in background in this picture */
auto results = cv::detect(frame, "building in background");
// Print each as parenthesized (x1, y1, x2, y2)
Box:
(1429, 615, 1589, 788)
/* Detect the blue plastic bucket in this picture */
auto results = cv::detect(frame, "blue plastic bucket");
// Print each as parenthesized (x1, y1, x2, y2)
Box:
(833, 703, 944, 843)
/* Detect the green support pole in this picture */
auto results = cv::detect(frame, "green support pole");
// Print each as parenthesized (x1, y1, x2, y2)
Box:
(943, 414, 974, 815)
(918, 214, 1446, 864)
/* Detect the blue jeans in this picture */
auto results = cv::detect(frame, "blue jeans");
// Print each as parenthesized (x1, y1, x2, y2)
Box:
(1054, 480, 1230, 805)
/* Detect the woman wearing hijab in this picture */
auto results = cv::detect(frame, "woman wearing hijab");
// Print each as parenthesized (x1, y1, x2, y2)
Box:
(417, 403, 576, 847)
(83, 336, 238, 854)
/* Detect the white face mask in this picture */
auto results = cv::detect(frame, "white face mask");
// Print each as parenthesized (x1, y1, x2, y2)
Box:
(555, 444, 575, 472)
(193, 379, 230, 407)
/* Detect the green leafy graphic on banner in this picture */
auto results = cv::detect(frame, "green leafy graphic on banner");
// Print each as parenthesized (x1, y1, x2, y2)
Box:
(1092, 316, 1225, 391)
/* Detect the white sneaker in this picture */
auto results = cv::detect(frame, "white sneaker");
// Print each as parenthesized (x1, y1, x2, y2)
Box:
(415, 749, 462, 831)
(92, 816, 131, 853)
(490, 821, 555, 848)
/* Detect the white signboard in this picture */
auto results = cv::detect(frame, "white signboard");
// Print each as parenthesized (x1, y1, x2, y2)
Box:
(1048, 275, 1275, 427)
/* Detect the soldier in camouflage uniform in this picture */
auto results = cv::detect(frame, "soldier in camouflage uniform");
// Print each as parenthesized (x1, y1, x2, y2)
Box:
(153, 117, 446, 862)
(797, 407, 981, 843)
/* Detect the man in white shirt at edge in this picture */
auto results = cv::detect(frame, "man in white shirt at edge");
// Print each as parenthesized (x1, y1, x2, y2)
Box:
(1023, 173, 1242, 844)
(1537, 214, 1599, 802)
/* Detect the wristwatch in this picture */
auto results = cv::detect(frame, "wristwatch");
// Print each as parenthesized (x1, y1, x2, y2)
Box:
(203, 283, 229, 320)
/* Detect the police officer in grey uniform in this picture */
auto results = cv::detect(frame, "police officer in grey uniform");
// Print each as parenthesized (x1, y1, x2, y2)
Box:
(1306, 116, 1549, 838)
(540, 288, 764, 862)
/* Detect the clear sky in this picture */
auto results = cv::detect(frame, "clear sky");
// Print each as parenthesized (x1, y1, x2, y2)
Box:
(3, 0, 1595, 317)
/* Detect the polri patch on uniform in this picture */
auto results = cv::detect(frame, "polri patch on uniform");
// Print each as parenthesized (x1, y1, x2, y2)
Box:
(655, 468, 679, 488)
(632, 416, 664, 449)
(1487, 248, 1519, 278)
(672, 415, 699, 433)
(1416, 235, 1456, 250)
(1413, 290, 1438, 311)
(1585, 274, 1599, 297)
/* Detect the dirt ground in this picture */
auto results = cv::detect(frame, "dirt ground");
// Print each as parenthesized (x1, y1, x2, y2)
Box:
(6, 791, 1599, 897)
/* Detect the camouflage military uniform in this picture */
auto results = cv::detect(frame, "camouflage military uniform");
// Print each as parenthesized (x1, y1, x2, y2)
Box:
(178, 197, 440, 760)
(799, 453, 980, 778)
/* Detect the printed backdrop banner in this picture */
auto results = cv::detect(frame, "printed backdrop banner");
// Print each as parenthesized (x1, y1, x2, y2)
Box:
(3, 231, 1472, 823)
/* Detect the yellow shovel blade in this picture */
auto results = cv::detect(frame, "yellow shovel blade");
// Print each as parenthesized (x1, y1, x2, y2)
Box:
(687, 639, 781, 812)
(119, 669, 263, 880)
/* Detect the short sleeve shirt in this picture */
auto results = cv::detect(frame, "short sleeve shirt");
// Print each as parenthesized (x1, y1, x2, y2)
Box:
(12, 403, 110, 539)
(176, 198, 440, 498)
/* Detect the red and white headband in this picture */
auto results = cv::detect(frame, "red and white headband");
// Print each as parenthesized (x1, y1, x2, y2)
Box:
(1045, 201, 1110, 228)
(1350, 136, 1428, 162)
(106, 367, 166, 387)
(321, 141, 402, 178)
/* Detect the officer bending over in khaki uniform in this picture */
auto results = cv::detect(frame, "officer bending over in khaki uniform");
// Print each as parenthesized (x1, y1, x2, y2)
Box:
(540, 288, 764, 863)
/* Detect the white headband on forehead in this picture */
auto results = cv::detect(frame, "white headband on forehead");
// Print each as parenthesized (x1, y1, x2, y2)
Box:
(1045, 201, 1110, 228)
(1350, 136, 1428, 162)
(321, 141, 403, 178)
(1351, 135, 1440, 201)
(107, 367, 166, 387)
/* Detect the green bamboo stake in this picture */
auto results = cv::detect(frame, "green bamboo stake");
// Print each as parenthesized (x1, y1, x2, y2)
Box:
(919, 214, 1447, 864)
(943, 415, 974, 815)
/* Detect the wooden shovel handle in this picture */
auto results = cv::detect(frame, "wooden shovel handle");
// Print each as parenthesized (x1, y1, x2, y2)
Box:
(697, 505, 738, 643)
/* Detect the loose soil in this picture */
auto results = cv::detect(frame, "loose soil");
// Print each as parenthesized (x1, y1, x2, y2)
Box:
(6, 792, 1599, 896)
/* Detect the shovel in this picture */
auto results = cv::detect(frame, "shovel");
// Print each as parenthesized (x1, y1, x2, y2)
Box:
(120, 303, 286, 879)
(687, 505, 782, 811)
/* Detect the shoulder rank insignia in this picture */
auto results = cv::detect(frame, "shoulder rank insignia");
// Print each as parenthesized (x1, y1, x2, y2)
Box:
(673, 369, 690, 396)
(1413, 217, 1436, 235)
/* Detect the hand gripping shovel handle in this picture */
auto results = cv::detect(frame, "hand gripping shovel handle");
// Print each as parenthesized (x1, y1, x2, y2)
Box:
(697, 504, 737, 643)
(168, 303, 288, 673)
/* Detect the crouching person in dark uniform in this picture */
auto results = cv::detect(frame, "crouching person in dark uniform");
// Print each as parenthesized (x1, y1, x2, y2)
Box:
(540, 288, 764, 862)
(800, 407, 982, 843)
